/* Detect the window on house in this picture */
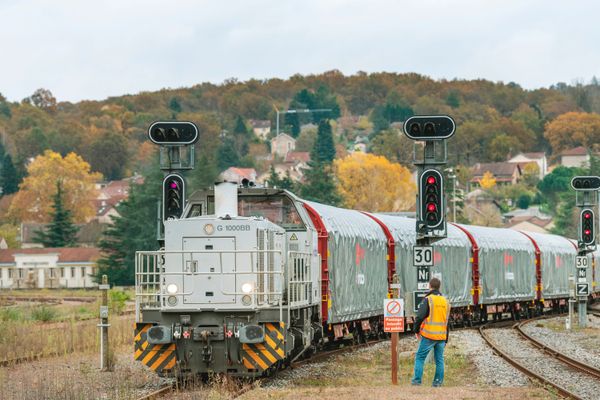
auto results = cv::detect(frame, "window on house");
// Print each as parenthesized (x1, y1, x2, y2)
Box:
(49, 268, 54, 278)
(60, 268, 65, 278)
(71, 268, 76, 278)
(8, 269, 12, 279)
(18, 269, 24, 279)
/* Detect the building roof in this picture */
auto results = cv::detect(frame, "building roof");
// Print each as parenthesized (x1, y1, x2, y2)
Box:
(249, 120, 271, 129)
(0, 247, 101, 263)
(21, 222, 107, 245)
(284, 152, 310, 163)
(561, 146, 588, 156)
(505, 216, 553, 229)
(270, 133, 296, 143)
(222, 167, 257, 181)
(522, 152, 546, 159)
(473, 162, 521, 179)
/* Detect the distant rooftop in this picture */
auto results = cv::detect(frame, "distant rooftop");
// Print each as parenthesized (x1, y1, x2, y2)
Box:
(561, 146, 588, 156)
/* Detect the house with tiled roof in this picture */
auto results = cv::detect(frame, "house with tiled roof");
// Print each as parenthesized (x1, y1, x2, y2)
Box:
(508, 152, 547, 179)
(221, 167, 258, 185)
(471, 162, 531, 186)
(20, 221, 106, 249)
(506, 216, 554, 234)
(560, 146, 590, 168)
(0, 247, 100, 289)
(93, 175, 144, 223)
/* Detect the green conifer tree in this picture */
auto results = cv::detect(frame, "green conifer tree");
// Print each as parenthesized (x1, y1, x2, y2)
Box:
(217, 137, 240, 170)
(96, 169, 162, 285)
(299, 161, 341, 205)
(0, 150, 19, 195)
(33, 180, 79, 247)
(310, 119, 336, 164)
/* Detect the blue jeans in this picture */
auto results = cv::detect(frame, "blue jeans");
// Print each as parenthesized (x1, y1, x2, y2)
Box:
(411, 336, 445, 386)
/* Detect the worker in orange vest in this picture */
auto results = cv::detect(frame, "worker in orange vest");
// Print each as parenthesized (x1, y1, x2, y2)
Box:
(411, 277, 450, 387)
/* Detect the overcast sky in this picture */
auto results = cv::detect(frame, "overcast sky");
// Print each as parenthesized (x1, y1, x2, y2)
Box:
(1, 0, 598, 102)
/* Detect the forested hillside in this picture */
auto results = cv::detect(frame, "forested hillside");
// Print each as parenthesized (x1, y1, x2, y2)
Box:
(1, 70, 600, 242)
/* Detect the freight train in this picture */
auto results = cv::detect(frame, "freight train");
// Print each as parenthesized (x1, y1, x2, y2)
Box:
(134, 182, 599, 377)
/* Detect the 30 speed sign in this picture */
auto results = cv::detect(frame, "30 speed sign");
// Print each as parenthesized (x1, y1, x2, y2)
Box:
(413, 246, 433, 267)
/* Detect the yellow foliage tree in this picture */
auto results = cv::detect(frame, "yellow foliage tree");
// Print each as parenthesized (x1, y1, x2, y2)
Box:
(334, 153, 415, 212)
(544, 112, 600, 154)
(8, 150, 102, 223)
(479, 171, 497, 189)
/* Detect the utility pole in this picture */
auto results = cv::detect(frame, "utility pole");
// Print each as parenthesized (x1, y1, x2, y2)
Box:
(273, 107, 332, 136)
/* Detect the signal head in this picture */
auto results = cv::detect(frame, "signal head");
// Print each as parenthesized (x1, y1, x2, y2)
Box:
(403, 115, 455, 140)
(163, 173, 185, 221)
(149, 121, 199, 145)
(419, 169, 444, 229)
(580, 208, 595, 245)
(571, 176, 600, 191)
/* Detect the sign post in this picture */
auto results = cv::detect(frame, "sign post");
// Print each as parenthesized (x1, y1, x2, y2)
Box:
(98, 275, 111, 371)
(570, 176, 600, 328)
(384, 282, 404, 385)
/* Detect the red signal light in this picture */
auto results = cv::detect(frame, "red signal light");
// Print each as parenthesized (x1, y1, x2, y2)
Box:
(427, 176, 436, 185)
(585, 229, 591, 235)
(427, 203, 437, 212)
(170, 181, 179, 189)
(584, 212, 592, 219)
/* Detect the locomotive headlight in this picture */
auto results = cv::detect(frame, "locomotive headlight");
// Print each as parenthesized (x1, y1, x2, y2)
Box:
(241, 282, 254, 294)
(166, 283, 178, 294)
(167, 296, 178, 306)
(241, 295, 252, 306)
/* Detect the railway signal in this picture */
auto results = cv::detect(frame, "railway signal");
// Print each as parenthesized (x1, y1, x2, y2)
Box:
(419, 169, 444, 229)
(403, 115, 456, 141)
(148, 121, 199, 145)
(571, 176, 600, 191)
(163, 173, 185, 221)
(580, 209, 595, 245)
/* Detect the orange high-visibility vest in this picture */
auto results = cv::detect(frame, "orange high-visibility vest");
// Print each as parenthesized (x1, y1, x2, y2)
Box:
(419, 294, 449, 341)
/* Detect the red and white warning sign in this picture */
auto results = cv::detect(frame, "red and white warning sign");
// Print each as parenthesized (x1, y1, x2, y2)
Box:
(384, 298, 405, 332)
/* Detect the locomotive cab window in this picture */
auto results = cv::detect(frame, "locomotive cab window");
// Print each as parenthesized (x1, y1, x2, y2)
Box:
(238, 195, 304, 229)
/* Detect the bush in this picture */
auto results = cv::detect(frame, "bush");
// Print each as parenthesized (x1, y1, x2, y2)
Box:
(0, 308, 23, 321)
(109, 290, 131, 314)
(31, 305, 58, 322)
(517, 194, 531, 209)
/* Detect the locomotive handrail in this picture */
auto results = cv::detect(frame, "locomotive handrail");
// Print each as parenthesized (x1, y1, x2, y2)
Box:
(135, 249, 292, 322)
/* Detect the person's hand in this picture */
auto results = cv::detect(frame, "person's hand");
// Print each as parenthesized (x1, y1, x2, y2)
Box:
(415, 333, 420, 339)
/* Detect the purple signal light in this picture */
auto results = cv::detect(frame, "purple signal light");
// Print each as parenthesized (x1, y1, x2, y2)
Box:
(169, 181, 179, 189)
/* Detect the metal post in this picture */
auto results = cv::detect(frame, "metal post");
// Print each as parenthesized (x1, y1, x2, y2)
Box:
(391, 274, 399, 385)
(578, 299, 587, 328)
(568, 275, 575, 331)
(99, 275, 110, 370)
(453, 174, 457, 223)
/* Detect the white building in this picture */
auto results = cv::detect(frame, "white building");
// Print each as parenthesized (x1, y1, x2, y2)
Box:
(249, 120, 271, 140)
(560, 146, 590, 168)
(270, 133, 296, 158)
(0, 247, 100, 289)
(220, 167, 258, 185)
(508, 152, 547, 179)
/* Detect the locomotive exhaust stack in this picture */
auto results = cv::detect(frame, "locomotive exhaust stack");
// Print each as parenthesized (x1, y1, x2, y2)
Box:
(214, 181, 238, 218)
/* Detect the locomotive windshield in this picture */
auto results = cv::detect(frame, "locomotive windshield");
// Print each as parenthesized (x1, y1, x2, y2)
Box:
(238, 195, 303, 229)
(193, 193, 304, 230)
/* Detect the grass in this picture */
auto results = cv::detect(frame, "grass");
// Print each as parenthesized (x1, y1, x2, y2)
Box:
(0, 314, 135, 363)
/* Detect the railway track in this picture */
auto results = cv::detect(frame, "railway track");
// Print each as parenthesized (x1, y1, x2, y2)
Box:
(480, 318, 600, 400)
(134, 336, 388, 400)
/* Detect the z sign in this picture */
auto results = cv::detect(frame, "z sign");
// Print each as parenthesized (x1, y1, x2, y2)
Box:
(576, 282, 590, 297)
(413, 246, 433, 267)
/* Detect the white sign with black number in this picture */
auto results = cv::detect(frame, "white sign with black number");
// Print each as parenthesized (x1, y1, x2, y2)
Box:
(413, 246, 433, 267)
(576, 256, 589, 269)
(576, 282, 590, 297)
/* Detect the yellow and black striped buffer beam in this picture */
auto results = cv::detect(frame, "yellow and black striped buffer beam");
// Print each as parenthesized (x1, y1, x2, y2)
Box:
(242, 323, 285, 372)
(134, 323, 177, 373)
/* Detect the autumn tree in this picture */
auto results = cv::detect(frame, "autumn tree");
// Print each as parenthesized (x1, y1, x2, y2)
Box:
(27, 88, 57, 112)
(8, 150, 101, 223)
(479, 171, 497, 189)
(334, 153, 415, 212)
(33, 180, 79, 247)
(544, 112, 600, 154)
